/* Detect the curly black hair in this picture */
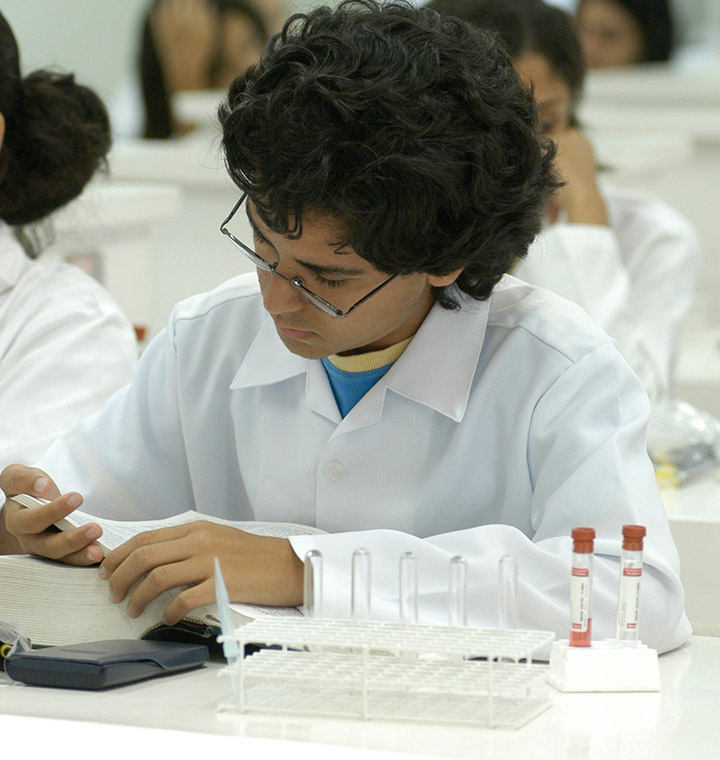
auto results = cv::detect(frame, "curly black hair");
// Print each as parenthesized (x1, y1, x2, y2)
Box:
(0, 11, 111, 232)
(219, 0, 559, 307)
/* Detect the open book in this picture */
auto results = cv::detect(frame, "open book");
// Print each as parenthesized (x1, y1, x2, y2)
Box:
(3, 495, 326, 647)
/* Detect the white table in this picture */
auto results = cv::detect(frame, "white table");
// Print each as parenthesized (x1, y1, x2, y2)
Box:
(1, 636, 719, 759)
(662, 476, 720, 635)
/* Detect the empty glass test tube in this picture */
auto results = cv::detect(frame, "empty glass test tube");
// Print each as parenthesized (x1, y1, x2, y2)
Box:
(351, 547, 371, 620)
(303, 549, 323, 618)
(448, 555, 468, 627)
(498, 555, 519, 629)
(399, 552, 418, 623)
(616, 525, 646, 645)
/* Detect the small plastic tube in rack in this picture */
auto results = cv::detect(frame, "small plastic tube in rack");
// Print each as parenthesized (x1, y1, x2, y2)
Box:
(303, 549, 323, 618)
(399, 552, 418, 624)
(448, 555, 467, 627)
(351, 547, 371, 620)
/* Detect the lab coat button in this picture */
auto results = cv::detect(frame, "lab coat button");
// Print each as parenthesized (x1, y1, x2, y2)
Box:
(323, 460, 344, 483)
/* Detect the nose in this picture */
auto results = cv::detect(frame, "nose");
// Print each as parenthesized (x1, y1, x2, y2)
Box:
(259, 269, 305, 315)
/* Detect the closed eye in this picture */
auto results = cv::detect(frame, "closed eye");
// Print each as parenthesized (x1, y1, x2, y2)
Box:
(313, 273, 348, 288)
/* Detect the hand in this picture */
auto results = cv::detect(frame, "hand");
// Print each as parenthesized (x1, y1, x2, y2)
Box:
(551, 128, 609, 226)
(150, 0, 219, 93)
(0, 464, 104, 563)
(100, 521, 305, 624)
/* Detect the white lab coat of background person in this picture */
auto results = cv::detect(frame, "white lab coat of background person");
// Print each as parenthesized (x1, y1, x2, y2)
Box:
(33, 272, 691, 655)
(513, 182, 702, 402)
(0, 223, 138, 471)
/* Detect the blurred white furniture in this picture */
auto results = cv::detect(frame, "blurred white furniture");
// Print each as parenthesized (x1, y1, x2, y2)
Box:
(108, 138, 255, 340)
(661, 476, 720, 636)
(49, 180, 183, 343)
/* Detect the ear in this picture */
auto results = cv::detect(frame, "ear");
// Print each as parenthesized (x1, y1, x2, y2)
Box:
(427, 268, 463, 288)
(0, 112, 5, 152)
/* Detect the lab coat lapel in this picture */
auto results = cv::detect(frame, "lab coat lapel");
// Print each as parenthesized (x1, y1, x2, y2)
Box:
(229, 314, 342, 423)
(386, 297, 489, 422)
(338, 296, 491, 433)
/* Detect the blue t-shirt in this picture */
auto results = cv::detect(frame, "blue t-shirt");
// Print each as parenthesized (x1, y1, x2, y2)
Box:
(321, 358, 393, 418)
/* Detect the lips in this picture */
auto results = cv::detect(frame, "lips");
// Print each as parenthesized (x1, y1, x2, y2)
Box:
(274, 323, 315, 340)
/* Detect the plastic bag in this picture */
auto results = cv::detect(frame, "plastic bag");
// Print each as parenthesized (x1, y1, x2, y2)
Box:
(647, 399, 720, 487)
(0, 619, 31, 671)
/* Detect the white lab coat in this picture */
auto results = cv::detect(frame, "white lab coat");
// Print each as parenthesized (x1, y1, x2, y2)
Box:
(0, 223, 138, 470)
(35, 272, 691, 654)
(514, 184, 701, 402)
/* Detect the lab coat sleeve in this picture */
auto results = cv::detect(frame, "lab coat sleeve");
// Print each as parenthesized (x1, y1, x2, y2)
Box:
(32, 320, 194, 521)
(290, 343, 691, 656)
(0, 285, 138, 473)
(516, 213, 701, 401)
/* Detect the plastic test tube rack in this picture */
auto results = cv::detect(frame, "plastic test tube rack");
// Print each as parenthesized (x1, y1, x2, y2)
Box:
(218, 618, 554, 728)
(218, 549, 553, 729)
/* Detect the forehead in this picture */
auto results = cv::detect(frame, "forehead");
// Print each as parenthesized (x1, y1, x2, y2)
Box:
(579, 0, 639, 34)
(247, 199, 375, 271)
(513, 51, 571, 106)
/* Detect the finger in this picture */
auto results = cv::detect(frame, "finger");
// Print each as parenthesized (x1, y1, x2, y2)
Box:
(11, 492, 84, 536)
(52, 540, 106, 567)
(106, 532, 194, 607)
(162, 578, 215, 625)
(1, 464, 60, 501)
(125, 555, 204, 620)
(101, 523, 194, 578)
(23, 523, 104, 563)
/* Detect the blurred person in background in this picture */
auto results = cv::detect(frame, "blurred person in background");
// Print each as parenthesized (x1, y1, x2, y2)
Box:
(113, 0, 270, 139)
(0, 10, 137, 471)
(576, 0, 675, 69)
(427, 0, 700, 403)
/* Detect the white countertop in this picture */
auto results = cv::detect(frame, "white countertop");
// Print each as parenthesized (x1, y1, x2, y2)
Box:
(1, 636, 718, 759)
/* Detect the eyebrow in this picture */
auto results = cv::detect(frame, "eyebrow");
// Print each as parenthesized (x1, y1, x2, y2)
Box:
(245, 204, 367, 277)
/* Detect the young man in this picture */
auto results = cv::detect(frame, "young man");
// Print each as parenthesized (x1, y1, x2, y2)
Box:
(0, 0, 689, 652)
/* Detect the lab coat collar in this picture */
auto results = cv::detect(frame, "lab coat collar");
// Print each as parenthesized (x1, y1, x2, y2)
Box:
(230, 290, 490, 424)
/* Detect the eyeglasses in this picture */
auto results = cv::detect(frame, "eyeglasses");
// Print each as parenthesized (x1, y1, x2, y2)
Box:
(220, 193, 399, 318)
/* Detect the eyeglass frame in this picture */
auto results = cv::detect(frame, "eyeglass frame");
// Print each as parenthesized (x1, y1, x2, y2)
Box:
(219, 193, 399, 318)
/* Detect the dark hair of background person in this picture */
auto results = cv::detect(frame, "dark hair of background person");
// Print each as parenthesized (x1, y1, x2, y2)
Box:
(0, 11, 111, 245)
(140, 0, 270, 139)
(578, 0, 675, 63)
(426, 0, 585, 104)
(219, 0, 559, 308)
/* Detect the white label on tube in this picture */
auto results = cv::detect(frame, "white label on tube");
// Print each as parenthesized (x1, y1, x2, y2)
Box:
(571, 566, 590, 631)
(618, 567, 642, 630)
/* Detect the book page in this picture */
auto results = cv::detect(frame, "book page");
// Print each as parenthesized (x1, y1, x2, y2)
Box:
(11, 495, 325, 553)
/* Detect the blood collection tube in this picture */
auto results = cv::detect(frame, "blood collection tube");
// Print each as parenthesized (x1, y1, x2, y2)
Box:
(569, 527, 595, 647)
(616, 525, 646, 645)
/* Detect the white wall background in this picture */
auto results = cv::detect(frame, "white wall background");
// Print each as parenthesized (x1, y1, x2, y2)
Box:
(2, 1, 719, 106)
(0, 0, 330, 104)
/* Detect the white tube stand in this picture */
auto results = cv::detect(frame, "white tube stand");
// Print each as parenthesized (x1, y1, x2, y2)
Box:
(547, 639, 660, 692)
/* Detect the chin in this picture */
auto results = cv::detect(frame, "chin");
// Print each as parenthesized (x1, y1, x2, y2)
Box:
(278, 334, 331, 360)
